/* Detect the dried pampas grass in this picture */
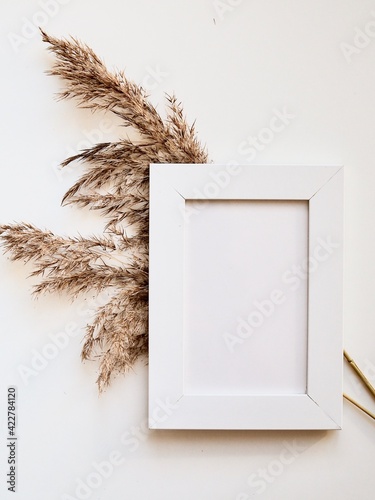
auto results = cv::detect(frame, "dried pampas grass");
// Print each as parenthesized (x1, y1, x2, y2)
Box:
(0, 30, 208, 391)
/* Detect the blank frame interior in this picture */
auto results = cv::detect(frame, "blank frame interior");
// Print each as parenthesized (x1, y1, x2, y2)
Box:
(184, 199, 308, 396)
(149, 164, 343, 430)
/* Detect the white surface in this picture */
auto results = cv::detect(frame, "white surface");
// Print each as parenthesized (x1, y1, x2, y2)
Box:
(149, 164, 343, 429)
(0, 0, 374, 497)
(184, 200, 308, 396)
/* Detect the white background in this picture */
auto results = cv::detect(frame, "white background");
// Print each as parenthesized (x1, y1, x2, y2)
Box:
(0, 0, 375, 499)
(184, 200, 308, 396)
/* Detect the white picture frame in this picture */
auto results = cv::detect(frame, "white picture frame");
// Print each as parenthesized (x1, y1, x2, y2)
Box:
(149, 164, 343, 430)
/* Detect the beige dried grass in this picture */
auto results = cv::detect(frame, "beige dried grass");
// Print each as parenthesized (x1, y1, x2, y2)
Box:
(0, 31, 208, 391)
